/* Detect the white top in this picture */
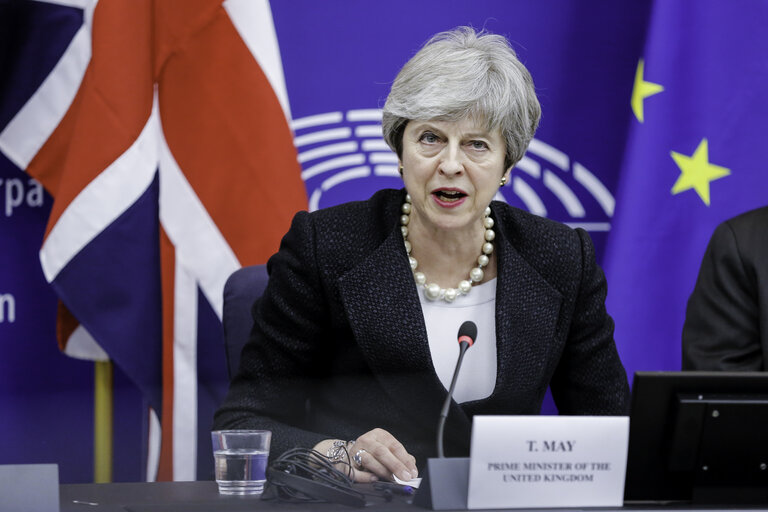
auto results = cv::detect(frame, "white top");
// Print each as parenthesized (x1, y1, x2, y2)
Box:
(419, 278, 498, 403)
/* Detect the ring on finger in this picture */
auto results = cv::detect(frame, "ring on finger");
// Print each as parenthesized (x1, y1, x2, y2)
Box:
(353, 449, 367, 469)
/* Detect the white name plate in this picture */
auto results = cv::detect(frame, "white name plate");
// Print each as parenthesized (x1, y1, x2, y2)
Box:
(467, 415, 629, 509)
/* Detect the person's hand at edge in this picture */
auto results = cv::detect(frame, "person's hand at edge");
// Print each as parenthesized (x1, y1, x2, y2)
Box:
(313, 428, 418, 483)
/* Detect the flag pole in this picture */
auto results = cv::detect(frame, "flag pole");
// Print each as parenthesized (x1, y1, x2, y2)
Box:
(94, 360, 113, 482)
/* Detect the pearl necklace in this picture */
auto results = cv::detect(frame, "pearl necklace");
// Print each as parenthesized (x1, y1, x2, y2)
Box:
(400, 194, 495, 302)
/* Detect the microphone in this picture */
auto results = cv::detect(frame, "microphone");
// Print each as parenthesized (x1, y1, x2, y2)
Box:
(436, 320, 477, 458)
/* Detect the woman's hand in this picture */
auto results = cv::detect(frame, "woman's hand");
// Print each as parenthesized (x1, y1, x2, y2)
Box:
(313, 428, 418, 483)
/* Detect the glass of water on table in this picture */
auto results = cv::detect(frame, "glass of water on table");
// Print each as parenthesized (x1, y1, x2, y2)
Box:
(212, 430, 271, 495)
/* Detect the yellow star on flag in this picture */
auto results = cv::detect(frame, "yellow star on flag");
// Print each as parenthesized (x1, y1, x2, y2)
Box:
(670, 138, 731, 206)
(631, 59, 664, 122)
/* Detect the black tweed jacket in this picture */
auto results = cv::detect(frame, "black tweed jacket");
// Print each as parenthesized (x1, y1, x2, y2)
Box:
(214, 188, 629, 466)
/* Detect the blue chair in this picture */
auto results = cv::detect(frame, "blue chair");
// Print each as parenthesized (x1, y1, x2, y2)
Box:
(222, 264, 269, 379)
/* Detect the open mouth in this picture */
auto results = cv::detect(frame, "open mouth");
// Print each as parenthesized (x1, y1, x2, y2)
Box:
(433, 189, 467, 202)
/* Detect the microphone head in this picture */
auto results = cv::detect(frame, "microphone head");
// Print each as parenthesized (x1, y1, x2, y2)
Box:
(457, 321, 477, 347)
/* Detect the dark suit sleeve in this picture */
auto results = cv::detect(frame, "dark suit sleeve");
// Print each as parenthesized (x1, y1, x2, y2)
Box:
(213, 211, 332, 457)
(550, 228, 630, 415)
(682, 221, 762, 370)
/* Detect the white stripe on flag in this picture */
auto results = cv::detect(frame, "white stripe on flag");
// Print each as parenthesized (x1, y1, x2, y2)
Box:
(63, 324, 109, 361)
(157, 102, 241, 481)
(172, 260, 198, 482)
(224, 0, 292, 121)
(147, 408, 161, 482)
(0, 24, 91, 169)
(30, 0, 94, 8)
(39, 102, 160, 283)
(157, 127, 240, 320)
(39, 106, 159, 281)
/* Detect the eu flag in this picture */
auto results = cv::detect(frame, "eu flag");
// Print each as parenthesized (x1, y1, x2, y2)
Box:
(604, 0, 768, 379)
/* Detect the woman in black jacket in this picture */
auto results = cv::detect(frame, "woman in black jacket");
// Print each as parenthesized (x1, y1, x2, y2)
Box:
(214, 26, 629, 484)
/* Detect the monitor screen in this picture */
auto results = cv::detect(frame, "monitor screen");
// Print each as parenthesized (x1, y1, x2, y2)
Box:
(624, 371, 768, 505)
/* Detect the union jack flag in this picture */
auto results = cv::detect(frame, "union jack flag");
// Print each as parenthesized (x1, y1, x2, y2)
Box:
(0, 0, 306, 480)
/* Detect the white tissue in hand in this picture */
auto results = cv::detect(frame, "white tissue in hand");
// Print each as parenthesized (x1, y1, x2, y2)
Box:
(393, 474, 422, 488)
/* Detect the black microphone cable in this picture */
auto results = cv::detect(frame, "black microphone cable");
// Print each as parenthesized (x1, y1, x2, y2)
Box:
(264, 447, 406, 507)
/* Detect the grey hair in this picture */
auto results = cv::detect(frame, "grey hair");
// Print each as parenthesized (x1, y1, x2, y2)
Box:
(382, 27, 541, 171)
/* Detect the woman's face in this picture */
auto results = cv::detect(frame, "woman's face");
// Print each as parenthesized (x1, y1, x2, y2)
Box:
(400, 117, 509, 237)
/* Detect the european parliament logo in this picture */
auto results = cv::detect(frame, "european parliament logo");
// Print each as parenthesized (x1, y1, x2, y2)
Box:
(292, 109, 614, 233)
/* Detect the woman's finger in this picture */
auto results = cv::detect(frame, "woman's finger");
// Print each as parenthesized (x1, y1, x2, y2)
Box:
(352, 448, 392, 480)
(348, 466, 379, 483)
(353, 429, 418, 481)
(378, 433, 418, 477)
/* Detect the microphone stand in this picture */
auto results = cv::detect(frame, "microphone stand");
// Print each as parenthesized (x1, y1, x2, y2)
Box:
(436, 341, 469, 458)
(414, 323, 475, 510)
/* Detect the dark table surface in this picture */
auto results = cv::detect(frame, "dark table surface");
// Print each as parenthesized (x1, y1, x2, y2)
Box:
(60, 481, 768, 512)
(61, 480, 415, 512)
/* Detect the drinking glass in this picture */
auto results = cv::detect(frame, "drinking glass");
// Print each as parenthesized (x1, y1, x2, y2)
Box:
(211, 430, 271, 495)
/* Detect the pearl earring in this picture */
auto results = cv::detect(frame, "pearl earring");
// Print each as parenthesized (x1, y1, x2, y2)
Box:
(500, 176, 508, 186)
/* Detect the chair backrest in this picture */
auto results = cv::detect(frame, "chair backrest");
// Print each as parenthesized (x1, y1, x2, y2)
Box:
(222, 264, 269, 379)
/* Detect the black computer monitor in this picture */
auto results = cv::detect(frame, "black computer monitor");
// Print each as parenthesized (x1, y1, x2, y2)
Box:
(624, 371, 768, 505)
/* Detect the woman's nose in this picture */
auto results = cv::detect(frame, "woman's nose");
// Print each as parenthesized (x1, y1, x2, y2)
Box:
(438, 145, 464, 176)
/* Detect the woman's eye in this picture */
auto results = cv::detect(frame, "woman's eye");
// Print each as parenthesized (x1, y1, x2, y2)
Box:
(419, 132, 439, 144)
(469, 140, 488, 150)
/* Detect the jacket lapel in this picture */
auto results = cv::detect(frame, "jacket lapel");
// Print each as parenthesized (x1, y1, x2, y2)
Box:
(337, 220, 473, 445)
(490, 207, 563, 406)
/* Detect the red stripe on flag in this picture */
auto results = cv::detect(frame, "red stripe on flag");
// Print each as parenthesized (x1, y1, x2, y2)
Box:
(27, 0, 154, 240)
(158, 227, 176, 482)
(56, 302, 80, 352)
(157, 4, 307, 265)
(153, 0, 223, 69)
